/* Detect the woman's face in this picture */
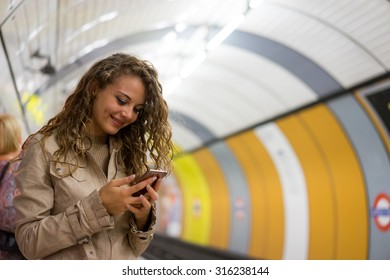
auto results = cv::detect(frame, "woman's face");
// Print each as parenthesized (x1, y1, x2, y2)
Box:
(88, 74, 146, 136)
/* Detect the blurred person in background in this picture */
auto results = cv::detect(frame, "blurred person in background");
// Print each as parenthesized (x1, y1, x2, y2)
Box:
(13, 53, 173, 259)
(0, 113, 24, 259)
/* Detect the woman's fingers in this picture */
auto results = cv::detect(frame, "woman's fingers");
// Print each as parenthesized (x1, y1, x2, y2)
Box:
(129, 176, 157, 197)
(111, 174, 135, 187)
(99, 175, 159, 215)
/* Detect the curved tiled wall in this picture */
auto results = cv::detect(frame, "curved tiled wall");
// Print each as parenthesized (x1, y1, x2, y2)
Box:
(156, 81, 390, 260)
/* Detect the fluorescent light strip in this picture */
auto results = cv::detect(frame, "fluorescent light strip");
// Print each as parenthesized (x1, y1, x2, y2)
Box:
(206, 14, 245, 52)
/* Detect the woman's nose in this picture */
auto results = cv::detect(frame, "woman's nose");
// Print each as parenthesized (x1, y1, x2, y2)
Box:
(121, 107, 135, 122)
(119, 108, 128, 118)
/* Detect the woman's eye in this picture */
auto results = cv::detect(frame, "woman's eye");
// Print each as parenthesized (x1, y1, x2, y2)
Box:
(116, 97, 127, 105)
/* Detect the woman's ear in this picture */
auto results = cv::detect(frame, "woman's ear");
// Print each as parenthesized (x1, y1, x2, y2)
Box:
(89, 80, 99, 98)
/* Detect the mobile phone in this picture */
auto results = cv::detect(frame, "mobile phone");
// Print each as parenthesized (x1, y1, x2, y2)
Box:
(132, 169, 168, 197)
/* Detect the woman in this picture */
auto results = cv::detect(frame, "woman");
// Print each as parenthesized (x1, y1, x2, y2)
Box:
(14, 53, 173, 259)
(0, 114, 24, 259)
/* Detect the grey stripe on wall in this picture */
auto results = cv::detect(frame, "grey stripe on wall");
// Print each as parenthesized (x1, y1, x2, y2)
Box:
(224, 31, 343, 98)
(209, 141, 251, 255)
(169, 110, 216, 144)
(328, 94, 390, 260)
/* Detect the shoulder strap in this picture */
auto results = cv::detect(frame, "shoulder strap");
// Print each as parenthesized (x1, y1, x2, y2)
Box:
(0, 161, 11, 183)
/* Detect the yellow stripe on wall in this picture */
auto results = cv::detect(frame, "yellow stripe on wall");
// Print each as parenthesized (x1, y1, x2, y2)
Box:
(227, 133, 266, 258)
(172, 154, 212, 245)
(277, 115, 335, 259)
(299, 104, 368, 259)
(228, 131, 284, 260)
(193, 148, 230, 250)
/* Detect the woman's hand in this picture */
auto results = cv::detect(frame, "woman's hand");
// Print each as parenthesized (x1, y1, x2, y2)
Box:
(127, 178, 162, 230)
(98, 175, 158, 216)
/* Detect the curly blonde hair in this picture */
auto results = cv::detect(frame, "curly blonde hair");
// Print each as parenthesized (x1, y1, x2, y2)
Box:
(23, 53, 173, 177)
(0, 114, 22, 155)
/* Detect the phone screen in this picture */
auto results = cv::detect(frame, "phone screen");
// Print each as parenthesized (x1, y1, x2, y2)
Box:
(132, 169, 168, 196)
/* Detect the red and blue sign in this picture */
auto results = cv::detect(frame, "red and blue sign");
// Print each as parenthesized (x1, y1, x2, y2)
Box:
(371, 193, 390, 232)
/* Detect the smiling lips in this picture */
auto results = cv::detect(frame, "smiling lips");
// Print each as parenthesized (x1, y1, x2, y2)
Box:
(111, 115, 125, 127)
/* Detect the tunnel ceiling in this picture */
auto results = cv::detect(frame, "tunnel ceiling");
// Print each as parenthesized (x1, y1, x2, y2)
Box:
(1, 0, 389, 152)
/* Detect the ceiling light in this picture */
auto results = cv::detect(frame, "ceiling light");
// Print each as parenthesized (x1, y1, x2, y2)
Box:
(175, 23, 187, 33)
(164, 76, 182, 97)
(180, 51, 207, 79)
(98, 11, 118, 22)
(206, 13, 245, 51)
(249, 0, 264, 9)
(163, 31, 177, 42)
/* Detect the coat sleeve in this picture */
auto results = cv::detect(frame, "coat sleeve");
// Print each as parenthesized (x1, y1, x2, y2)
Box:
(13, 138, 114, 259)
(127, 203, 156, 256)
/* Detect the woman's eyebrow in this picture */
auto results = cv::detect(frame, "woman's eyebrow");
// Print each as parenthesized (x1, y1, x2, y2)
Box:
(118, 91, 131, 100)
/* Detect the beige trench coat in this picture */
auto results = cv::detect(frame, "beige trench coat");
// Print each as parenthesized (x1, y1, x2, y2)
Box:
(13, 134, 155, 260)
